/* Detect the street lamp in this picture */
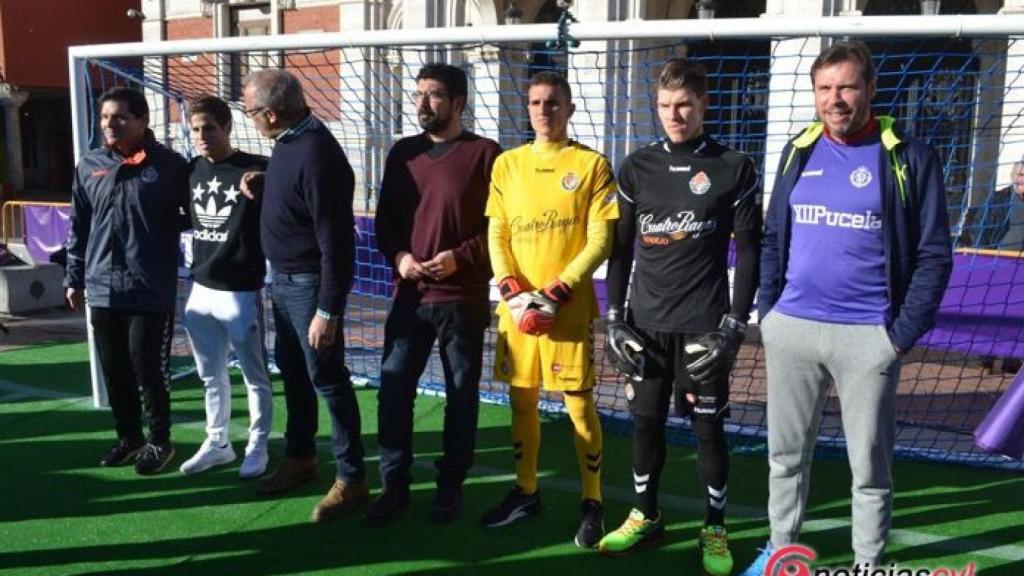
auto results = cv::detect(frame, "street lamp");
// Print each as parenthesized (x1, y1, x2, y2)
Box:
(697, 0, 715, 20)
(920, 0, 941, 15)
(505, 0, 522, 25)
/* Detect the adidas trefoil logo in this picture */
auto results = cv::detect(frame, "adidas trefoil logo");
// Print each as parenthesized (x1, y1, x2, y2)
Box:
(196, 195, 232, 229)
(193, 175, 240, 242)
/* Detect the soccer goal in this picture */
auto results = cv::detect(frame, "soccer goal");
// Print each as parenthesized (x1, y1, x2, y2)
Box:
(68, 14, 1024, 469)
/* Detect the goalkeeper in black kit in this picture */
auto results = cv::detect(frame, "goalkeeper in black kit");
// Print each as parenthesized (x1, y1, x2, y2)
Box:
(600, 58, 761, 575)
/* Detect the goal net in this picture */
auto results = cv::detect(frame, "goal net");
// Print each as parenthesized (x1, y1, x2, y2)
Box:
(68, 15, 1024, 469)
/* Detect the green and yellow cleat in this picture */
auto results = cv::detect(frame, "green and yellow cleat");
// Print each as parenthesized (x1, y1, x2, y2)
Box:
(597, 508, 665, 556)
(699, 524, 734, 576)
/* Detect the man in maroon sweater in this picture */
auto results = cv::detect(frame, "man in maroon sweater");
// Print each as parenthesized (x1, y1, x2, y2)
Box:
(370, 64, 501, 525)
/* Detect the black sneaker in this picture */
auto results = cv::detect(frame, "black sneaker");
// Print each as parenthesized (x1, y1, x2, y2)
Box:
(134, 442, 176, 475)
(428, 484, 463, 524)
(575, 498, 605, 548)
(100, 439, 144, 467)
(480, 486, 541, 527)
(365, 489, 410, 527)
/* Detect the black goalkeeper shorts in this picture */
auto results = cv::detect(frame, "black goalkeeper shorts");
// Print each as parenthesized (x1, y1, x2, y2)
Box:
(625, 326, 730, 421)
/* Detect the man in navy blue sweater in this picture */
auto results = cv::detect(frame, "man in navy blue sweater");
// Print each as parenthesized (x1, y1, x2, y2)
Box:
(243, 69, 367, 522)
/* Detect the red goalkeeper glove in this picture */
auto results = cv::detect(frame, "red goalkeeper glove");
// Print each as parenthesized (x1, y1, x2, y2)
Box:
(518, 279, 571, 336)
(499, 276, 531, 325)
(540, 279, 572, 304)
(499, 276, 559, 336)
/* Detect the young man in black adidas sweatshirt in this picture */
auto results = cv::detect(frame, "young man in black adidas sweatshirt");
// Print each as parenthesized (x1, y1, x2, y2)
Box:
(243, 69, 366, 522)
(179, 95, 273, 480)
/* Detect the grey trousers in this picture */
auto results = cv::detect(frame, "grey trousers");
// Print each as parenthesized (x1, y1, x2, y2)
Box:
(762, 309, 901, 564)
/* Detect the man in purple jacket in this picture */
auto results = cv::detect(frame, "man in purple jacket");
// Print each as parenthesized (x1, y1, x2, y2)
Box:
(740, 41, 952, 574)
(370, 64, 501, 526)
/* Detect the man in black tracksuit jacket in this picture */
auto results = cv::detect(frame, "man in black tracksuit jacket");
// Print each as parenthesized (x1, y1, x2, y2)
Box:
(65, 87, 189, 476)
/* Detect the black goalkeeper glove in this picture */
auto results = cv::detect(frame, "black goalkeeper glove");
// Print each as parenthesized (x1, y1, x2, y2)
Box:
(604, 306, 646, 382)
(684, 314, 747, 386)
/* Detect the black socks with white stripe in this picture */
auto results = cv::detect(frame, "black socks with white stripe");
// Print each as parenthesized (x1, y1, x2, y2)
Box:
(632, 412, 729, 526)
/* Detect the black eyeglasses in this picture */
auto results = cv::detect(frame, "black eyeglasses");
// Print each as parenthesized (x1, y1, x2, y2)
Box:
(242, 106, 266, 118)
(409, 90, 449, 103)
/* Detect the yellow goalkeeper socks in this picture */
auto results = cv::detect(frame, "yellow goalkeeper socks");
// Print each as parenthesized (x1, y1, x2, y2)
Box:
(510, 386, 541, 494)
(565, 389, 603, 502)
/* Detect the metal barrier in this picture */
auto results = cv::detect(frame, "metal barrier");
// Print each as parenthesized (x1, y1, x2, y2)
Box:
(1, 201, 71, 246)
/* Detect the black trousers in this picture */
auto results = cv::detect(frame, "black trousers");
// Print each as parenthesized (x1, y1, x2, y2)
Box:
(377, 295, 490, 491)
(90, 307, 175, 445)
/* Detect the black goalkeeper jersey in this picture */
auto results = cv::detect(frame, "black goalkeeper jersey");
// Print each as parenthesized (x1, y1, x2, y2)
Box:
(607, 135, 761, 334)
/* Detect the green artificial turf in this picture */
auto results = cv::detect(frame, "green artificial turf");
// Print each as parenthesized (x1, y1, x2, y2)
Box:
(1, 342, 1022, 575)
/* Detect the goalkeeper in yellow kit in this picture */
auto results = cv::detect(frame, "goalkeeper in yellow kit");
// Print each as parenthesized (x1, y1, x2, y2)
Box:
(480, 71, 619, 549)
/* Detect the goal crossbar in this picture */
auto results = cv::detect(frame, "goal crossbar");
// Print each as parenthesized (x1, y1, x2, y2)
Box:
(68, 15, 1024, 61)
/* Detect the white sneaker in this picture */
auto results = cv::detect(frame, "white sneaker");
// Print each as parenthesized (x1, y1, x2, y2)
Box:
(180, 440, 236, 475)
(239, 446, 269, 479)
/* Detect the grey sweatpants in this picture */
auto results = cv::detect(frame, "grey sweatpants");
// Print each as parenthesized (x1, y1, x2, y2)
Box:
(762, 309, 901, 565)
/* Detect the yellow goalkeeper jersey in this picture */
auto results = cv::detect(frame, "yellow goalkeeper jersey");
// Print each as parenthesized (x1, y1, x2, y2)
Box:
(486, 140, 619, 323)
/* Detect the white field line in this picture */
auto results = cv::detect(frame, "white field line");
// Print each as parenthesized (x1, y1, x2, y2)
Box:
(0, 378, 87, 400)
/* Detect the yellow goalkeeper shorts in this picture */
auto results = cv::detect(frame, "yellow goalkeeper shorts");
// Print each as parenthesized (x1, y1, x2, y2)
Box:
(493, 308, 595, 392)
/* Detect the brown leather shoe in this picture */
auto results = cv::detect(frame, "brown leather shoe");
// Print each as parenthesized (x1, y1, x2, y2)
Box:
(311, 478, 370, 523)
(256, 457, 317, 496)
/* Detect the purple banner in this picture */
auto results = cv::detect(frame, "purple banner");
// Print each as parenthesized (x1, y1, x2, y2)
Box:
(920, 252, 1024, 358)
(975, 368, 1024, 459)
(24, 205, 71, 263)
(20, 209, 1024, 359)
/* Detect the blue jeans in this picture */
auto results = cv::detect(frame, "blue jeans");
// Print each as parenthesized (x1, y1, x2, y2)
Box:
(271, 272, 365, 482)
(377, 295, 490, 492)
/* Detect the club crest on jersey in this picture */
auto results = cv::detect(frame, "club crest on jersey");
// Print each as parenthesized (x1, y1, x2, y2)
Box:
(689, 171, 711, 195)
(561, 172, 580, 192)
(140, 166, 159, 183)
(850, 165, 873, 188)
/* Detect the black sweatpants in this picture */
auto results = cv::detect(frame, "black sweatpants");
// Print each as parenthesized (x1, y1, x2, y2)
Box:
(90, 307, 175, 445)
